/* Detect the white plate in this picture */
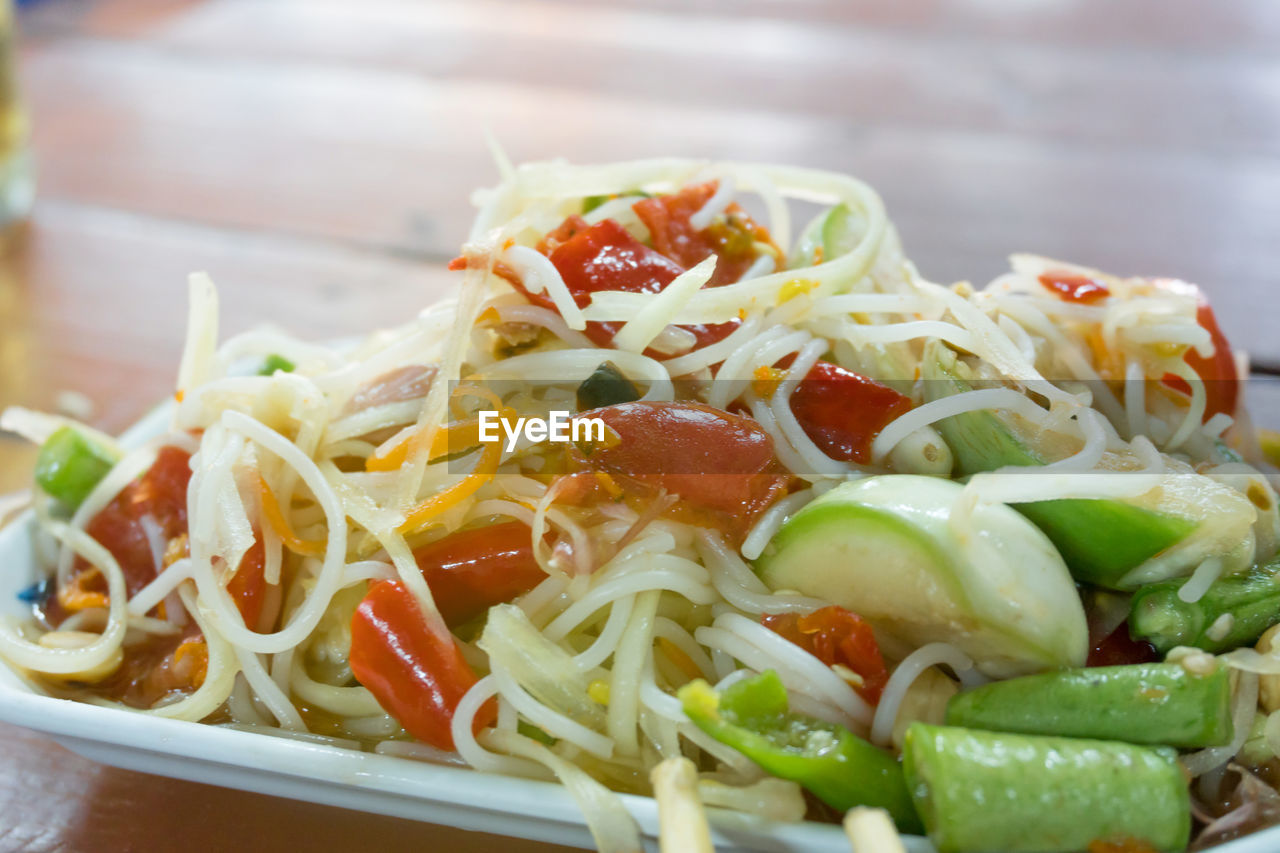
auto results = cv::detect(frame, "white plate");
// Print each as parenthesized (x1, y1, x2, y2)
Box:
(0, 409, 1275, 853)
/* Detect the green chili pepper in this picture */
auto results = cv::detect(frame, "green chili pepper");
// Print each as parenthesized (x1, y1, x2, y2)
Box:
(945, 660, 1233, 748)
(903, 723, 1190, 853)
(576, 362, 641, 411)
(1129, 556, 1280, 654)
(34, 426, 120, 510)
(258, 354, 296, 376)
(677, 671, 920, 832)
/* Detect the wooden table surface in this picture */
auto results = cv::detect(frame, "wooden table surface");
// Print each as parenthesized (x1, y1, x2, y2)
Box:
(0, 1, 1277, 851)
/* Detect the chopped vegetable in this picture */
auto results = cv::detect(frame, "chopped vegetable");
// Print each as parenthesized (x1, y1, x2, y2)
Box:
(568, 401, 792, 544)
(412, 521, 545, 628)
(678, 671, 920, 832)
(517, 217, 738, 353)
(576, 361, 642, 411)
(902, 723, 1190, 853)
(843, 807, 907, 853)
(755, 476, 1087, 677)
(945, 661, 1233, 748)
(924, 342, 1253, 589)
(788, 203, 861, 269)
(257, 353, 295, 375)
(782, 357, 913, 465)
(633, 181, 773, 286)
(69, 446, 191, 603)
(1153, 279, 1239, 422)
(582, 190, 650, 214)
(349, 579, 490, 750)
(1038, 270, 1111, 305)
(760, 605, 888, 704)
(478, 603, 605, 730)
(34, 426, 120, 510)
(650, 757, 713, 853)
(1129, 557, 1280, 654)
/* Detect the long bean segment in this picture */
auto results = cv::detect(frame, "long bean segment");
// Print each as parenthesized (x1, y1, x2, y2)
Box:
(902, 723, 1190, 853)
(945, 660, 1233, 748)
(1129, 559, 1280, 654)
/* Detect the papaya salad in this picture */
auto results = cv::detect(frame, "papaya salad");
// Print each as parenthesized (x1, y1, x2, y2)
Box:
(3, 158, 1280, 853)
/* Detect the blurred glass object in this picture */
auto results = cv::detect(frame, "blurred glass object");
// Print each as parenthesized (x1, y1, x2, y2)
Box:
(0, 0, 32, 229)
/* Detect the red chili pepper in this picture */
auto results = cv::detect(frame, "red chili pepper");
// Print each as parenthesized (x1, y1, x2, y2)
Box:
(762, 606, 889, 704)
(412, 521, 545, 628)
(349, 580, 492, 750)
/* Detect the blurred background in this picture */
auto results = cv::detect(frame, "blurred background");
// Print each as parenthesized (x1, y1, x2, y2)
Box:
(0, 0, 1276, 850)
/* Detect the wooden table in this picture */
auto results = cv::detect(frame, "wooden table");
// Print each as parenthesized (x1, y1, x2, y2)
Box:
(0, 1, 1277, 850)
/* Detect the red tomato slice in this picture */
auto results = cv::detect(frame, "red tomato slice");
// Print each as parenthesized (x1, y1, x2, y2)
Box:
(1038, 271, 1111, 305)
(632, 182, 774, 286)
(227, 537, 267, 630)
(568, 401, 793, 543)
(78, 446, 193, 599)
(1153, 280, 1239, 421)
(412, 521, 546, 628)
(761, 606, 889, 704)
(782, 358, 914, 464)
(547, 218, 739, 353)
(350, 580, 492, 750)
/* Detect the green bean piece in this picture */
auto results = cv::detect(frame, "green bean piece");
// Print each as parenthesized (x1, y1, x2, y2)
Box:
(576, 361, 641, 411)
(902, 723, 1190, 853)
(1129, 557, 1280, 654)
(33, 426, 120, 510)
(945, 661, 1232, 748)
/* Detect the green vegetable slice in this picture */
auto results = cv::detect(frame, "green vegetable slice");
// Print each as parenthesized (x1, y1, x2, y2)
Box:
(678, 671, 920, 832)
(34, 426, 120, 510)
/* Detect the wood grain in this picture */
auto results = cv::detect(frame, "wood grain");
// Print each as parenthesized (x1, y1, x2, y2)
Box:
(15, 0, 1280, 356)
(2, 0, 1278, 850)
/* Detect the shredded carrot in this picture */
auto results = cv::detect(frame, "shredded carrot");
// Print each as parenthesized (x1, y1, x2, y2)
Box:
(57, 569, 108, 612)
(752, 365, 785, 399)
(657, 637, 702, 683)
(256, 474, 326, 557)
(399, 438, 502, 535)
(173, 639, 209, 688)
(174, 390, 185, 403)
(367, 385, 509, 473)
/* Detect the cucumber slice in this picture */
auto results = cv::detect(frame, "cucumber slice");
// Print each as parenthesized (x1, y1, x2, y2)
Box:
(922, 341, 1255, 589)
(755, 476, 1087, 677)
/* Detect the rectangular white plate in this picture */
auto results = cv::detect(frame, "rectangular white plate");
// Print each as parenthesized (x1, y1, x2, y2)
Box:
(0, 406, 1274, 852)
